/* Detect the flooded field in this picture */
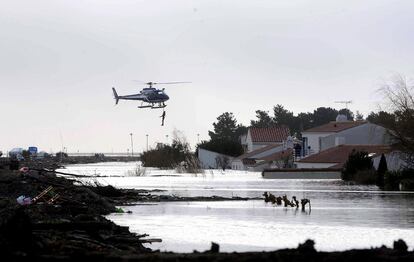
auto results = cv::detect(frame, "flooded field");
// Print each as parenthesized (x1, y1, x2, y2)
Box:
(62, 162, 414, 252)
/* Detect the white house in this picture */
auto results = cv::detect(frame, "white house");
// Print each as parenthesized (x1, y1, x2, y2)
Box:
(296, 144, 391, 169)
(198, 148, 234, 169)
(372, 151, 407, 171)
(243, 127, 290, 152)
(232, 144, 284, 170)
(301, 115, 391, 157)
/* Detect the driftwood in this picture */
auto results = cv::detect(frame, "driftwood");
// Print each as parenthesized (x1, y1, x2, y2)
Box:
(263, 192, 311, 211)
(301, 199, 311, 212)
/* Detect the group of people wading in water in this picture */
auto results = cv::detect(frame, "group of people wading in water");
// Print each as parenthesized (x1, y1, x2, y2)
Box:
(263, 192, 311, 212)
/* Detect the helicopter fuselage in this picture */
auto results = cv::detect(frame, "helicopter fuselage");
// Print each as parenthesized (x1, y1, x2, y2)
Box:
(112, 87, 169, 108)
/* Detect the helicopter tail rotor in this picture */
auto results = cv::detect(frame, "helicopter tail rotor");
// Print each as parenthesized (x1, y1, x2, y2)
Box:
(112, 87, 119, 105)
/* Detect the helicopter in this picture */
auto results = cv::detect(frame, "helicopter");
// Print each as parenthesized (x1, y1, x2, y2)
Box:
(112, 81, 190, 109)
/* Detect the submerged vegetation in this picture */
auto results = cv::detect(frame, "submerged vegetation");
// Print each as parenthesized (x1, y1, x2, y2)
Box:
(141, 130, 202, 173)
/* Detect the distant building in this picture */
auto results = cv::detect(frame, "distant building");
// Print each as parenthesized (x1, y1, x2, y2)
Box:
(232, 127, 294, 171)
(243, 127, 290, 152)
(231, 143, 295, 171)
(372, 151, 407, 172)
(301, 115, 391, 157)
(198, 148, 234, 169)
(296, 144, 391, 169)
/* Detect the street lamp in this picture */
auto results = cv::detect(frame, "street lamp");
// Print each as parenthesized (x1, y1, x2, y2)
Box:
(197, 133, 200, 144)
(130, 133, 134, 157)
(166, 134, 169, 144)
(146, 134, 149, 151)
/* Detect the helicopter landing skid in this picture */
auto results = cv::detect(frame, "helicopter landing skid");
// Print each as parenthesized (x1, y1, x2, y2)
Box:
(138, 105, 153, 109)
(138, 103, 167, 109)
(151, 105, 167, 109)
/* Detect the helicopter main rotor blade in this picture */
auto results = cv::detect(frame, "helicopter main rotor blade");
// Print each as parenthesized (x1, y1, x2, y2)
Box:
(152, 81, 192, 85)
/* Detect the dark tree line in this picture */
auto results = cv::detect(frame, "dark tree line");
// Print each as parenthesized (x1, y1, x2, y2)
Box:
(199, 88, 408, 158)
(250, 105, 355, 136)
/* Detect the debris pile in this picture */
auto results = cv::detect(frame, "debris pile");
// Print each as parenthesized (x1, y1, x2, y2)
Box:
(263, 192, 311, 211)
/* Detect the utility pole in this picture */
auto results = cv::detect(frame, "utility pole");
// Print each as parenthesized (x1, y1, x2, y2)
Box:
(130, 133, 134, 157)
(146, 134, 149, 151)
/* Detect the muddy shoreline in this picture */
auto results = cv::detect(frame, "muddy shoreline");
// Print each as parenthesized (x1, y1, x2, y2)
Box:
(0, 168, 413, 261)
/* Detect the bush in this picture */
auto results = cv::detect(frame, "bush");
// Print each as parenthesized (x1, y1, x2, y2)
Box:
(55, 152, 68, 159)
(141, 130, 201, 173)
(353, 170, 377, 185)
(342, 150, 374, 183)
(400, 179, 414, 191)
(384, 169, 414, 191)
(141, 143, 188, 168)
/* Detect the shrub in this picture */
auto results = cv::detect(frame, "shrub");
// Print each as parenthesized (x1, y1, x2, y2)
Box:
(376, 154, 388, 187)
(384, 169, 414, 191)
(342, 150, 374, 183)
(353, 169, 377, 185)
(141, 130, 201, 173)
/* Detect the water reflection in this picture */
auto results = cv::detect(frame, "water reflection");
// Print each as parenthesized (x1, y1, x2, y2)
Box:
(63, 163, 414, 252)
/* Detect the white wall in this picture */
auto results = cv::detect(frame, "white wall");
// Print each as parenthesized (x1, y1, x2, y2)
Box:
(246, 130, 253, 152)
(198, 148, 233, 169)
(320, 123, 391, 151)
(263, 170, 341, 179)
(295, 162, 337, 169)
(231, 159, 246, 170)
(302, 132, 334, 155)
(372, 151, 406, 171)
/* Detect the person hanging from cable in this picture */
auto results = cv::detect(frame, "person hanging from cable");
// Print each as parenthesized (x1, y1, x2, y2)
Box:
(160, 110, 166, 126)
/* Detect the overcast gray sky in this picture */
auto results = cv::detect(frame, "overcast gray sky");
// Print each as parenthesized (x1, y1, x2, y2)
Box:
(1, 0, 414, 153)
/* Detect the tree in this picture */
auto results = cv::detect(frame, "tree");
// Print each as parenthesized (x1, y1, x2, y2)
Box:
(380, 75, 414, 166)
(273, 104, 295, 126)
(367, 111, 396, 127)
(250, 110, 275, 128)
(273, 104, 301, 135)
(342, 150, 374, 182)
(355, 111, 364, 121)
(203, 112, 246, 157)
(312, 107, 338, 126)
(198, 139, 244, 157)
(377, 154, 388, 187)
(209, 112, 240, 142)
(297, 112, 314, 132)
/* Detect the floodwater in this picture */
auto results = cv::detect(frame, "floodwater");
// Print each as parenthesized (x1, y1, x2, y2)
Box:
(61, 162, 414, 253)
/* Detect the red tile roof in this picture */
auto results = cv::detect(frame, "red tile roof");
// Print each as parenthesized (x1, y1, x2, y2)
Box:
(298, 144, 391, 165)
(250, 127, 290, 142)
(303, 121, 367, 133)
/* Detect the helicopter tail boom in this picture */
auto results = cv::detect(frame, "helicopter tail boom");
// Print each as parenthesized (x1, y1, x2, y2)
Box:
(112, 87, 119, 105)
